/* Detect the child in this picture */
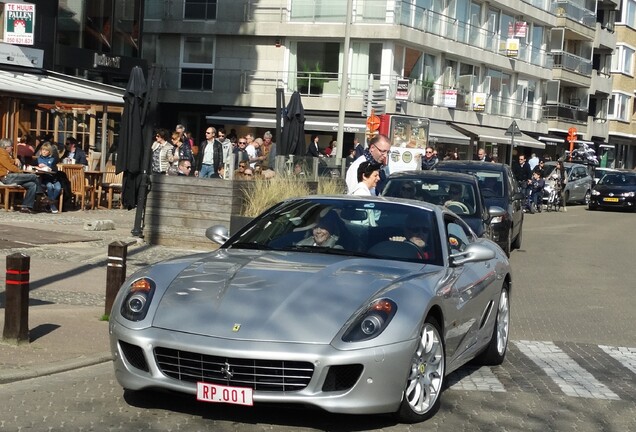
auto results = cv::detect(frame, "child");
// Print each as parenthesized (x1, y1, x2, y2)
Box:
(529, 171, 545, 213)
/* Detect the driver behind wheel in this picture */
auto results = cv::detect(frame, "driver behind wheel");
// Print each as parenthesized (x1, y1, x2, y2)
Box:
(388, 214, 430, 259)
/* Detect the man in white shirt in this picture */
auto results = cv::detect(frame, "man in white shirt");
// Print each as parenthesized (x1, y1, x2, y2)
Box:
(345, 134, 390, 195)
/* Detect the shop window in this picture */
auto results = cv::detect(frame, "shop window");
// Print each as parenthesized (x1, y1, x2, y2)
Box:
(184, 0, 217, 20)
(180, 36, 215, 90)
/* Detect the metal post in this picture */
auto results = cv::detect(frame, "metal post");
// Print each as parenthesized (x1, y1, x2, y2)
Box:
(335, 0, 354, 160)
(276, 87, 284, 153)
(105, 241, 128, 316)
(3, 253, 30, 344)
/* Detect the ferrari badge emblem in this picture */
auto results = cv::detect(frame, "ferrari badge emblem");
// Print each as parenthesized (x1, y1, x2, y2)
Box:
(232, 324, 241, 332)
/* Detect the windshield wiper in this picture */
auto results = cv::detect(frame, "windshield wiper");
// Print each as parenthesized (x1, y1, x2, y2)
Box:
(280, 245, 372, 258)
(228, 242, 273, 250)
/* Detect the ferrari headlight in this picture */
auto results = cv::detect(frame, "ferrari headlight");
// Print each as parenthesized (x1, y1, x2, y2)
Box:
(592, 190, 600, 196)
(342, 299, 397, 342)
(120, 278, 155, 321)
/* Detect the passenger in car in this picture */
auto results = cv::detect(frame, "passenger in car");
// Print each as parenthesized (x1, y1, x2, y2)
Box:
(297, 212, 342, 248)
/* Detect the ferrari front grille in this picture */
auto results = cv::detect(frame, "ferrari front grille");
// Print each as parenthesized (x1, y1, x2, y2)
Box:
(154, 347, 314, 392)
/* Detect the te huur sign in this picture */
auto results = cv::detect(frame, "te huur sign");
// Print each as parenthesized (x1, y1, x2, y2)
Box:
(2, 2, 35, 46)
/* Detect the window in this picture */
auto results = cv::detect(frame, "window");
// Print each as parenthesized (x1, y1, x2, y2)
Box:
(608, 93, 631, 121)
(290, 41, 340, 95)
(611, 45, 635, 76)
(180, 36, 215, 90)
(618, 0, 636, 27)
(184, 0, 217, 20)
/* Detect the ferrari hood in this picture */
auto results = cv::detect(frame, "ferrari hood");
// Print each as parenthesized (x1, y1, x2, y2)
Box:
(152, 249, 434, 344)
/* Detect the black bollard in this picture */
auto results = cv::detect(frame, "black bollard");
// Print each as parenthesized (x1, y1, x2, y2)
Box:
(105, 241, 128, 316)
(3, 253, 30, 344)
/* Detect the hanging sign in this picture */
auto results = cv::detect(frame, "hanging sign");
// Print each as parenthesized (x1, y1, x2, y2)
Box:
(3, 3, 36, 45)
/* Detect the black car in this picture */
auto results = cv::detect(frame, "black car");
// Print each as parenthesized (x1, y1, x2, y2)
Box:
(589, 171, 636, 211)
(382, 170, 497, 240)
(436, 160, 524, 256)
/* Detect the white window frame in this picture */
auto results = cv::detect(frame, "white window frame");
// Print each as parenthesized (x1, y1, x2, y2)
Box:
(608, 92, 632, 122)
(618, 0, 636, 28)
(179, 36, 216, 91)
(611, 44, 635, 76)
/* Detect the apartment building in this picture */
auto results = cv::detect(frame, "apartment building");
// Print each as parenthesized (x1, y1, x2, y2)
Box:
(607, 0, 636, 169)
(142, 0, 618, 163)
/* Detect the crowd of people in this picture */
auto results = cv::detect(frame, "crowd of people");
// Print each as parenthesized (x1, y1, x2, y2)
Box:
(152, 125, 278, 180)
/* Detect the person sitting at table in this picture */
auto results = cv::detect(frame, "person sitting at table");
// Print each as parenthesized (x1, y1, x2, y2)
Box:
(37, 142, 62, 213)
(63, 137, 88, 165)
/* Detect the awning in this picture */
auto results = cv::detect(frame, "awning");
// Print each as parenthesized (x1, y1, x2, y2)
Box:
(0, 67, 125, 104)
(206, 110, 367, 133)
(538, 135, 563, 146)
(454, 124, 545, 149)
(428, 121, 470, 145)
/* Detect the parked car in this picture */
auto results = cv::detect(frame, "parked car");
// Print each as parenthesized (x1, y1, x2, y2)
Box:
(382, 170, 497, 240)
(591, 167, 619, 186)
(435, 160, 524, 257)
(543, 161, 593, 205)
(589, 171, 636, 211)
(110, 195, 512, 423)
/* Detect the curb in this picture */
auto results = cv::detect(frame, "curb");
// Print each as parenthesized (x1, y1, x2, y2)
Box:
(0, 352, 113, 384)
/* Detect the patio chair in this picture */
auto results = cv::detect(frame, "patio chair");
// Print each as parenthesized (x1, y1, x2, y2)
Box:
(97, 165, 124, 209)
(61, 164, 94, 210)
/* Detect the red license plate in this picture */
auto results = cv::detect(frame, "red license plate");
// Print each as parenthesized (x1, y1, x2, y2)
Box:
(196, 382, 253, 406)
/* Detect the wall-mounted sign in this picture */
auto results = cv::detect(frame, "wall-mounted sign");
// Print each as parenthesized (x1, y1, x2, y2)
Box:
(93, 53, 122, 69)
(395, 79, 409, 101)
(3, 3, 35, 46)
(505, 38, 519, 57)
(472, 93, 486, 112)
(442, 89, 457, 108)
(508, 22, 527, 38)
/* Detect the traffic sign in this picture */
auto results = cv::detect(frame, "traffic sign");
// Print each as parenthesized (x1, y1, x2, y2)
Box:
(505, 120, 522, 136)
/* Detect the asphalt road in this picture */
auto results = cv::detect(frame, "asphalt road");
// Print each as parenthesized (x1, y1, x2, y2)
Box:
(1, 204, 635, 431)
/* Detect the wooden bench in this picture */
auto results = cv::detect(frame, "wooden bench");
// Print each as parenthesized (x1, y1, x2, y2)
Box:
(0, 184, 26, 211)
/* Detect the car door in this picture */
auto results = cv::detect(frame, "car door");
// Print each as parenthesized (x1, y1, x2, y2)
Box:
(569, 166, 587, 201)
(443, 215, 496, 360)
(505, 166, 523, 238)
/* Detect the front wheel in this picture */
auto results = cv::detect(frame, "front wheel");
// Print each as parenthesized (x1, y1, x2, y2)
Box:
(474, 285, 510, 365)
(396, 317, 445, 423)
(583, 190, 591, 205)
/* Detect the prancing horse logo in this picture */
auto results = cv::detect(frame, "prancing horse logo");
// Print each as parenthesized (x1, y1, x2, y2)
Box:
(221, 361, 234, 380)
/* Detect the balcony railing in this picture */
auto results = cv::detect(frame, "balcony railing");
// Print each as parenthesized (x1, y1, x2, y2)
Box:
(542, 103, 588, 123)
(146, 1, 551, 69)
(552, 1, 596, 28)
(550, 51, 593, 76)
(158, 67, 545, 123)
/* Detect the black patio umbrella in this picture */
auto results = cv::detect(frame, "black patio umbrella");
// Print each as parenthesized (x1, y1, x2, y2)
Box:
(117, 66, 147, 210)
(280, 91, 306, 156)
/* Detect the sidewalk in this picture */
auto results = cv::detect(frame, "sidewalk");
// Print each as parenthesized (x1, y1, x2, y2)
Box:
(0, 208, 204, 384)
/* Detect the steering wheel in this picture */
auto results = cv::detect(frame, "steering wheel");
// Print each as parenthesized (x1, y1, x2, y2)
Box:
(445, 201, 470, 214)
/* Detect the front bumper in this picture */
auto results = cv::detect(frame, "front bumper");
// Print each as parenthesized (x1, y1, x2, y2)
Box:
(110, 320, 417, 415)
(590, 196, 635, 209)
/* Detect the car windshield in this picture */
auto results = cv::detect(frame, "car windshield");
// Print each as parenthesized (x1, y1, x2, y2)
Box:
(225, 198, 443, 265)
(382, 178, 478, 216)
(598, 173, 636, 186)
(544, 164, 572, 178)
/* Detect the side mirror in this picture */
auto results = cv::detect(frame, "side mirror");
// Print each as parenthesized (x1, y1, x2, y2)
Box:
(205, 225, 230, 245)
(487, 206, 506, 221)
(450, 241, 496, 266)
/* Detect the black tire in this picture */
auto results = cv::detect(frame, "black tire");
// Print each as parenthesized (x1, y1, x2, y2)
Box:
(396, 317, 445, 424)
(511, 225, 522, 250)
(501, 228, 512, 257)
(583, 190, 591, 205)
(474, 285, 510, 366)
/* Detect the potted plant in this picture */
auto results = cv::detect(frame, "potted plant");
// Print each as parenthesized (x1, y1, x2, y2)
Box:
(297, 62, 328, 95)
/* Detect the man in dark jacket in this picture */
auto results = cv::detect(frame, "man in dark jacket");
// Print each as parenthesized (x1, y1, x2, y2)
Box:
(63, 137, 88, 165)
(195, 127, 223, 178)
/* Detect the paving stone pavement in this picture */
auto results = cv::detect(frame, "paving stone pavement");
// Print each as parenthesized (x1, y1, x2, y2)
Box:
(0, 209, 205, 383)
